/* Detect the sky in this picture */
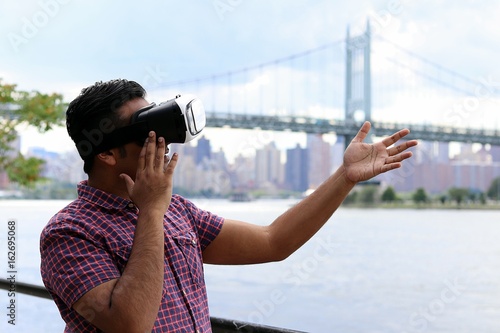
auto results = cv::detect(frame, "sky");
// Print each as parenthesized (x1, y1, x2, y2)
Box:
(1, 0, 500, 160)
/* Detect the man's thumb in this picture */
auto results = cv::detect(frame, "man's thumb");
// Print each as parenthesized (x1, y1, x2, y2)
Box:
(120, 174, 134, 194)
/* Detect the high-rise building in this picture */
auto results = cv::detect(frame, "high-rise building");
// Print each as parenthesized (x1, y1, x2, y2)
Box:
(196, 136, 211, 164)
(212, 148, 227, 167)
(456, 143, 475, 161)
(27, 147, 60, 179)
(307, 134, 331, 189)
(451, 161, 500, 192)
(436, 142, 450, 164)
(173, 154, 198, 192)
(414, 141, 434, 164)
(231, 154, 255, 190)
(285, 144, 308, 192)
(490, 145, 500, 162)
(255, 142, 283, 189)
(331, 136, 345, 172)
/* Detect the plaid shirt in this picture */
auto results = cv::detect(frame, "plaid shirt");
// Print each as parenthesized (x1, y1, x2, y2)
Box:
(40, 181, 224, 332)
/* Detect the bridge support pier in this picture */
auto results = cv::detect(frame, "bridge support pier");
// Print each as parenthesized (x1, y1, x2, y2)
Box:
(344, 20, 371, 149)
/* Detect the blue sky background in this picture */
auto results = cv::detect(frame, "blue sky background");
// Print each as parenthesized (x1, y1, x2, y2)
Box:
(1, 0, 500, 156)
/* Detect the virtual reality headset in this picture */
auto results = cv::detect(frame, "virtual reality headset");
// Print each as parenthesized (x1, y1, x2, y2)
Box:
(76, 94, 206, 159)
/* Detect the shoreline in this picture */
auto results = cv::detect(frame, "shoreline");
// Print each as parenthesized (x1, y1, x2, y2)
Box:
(342, 202, 500, 210)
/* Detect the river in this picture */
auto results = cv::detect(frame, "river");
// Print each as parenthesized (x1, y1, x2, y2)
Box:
(1, 199, 499, 332)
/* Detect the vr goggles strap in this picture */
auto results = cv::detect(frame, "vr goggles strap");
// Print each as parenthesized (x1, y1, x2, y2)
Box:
(76, 121, 149, 159)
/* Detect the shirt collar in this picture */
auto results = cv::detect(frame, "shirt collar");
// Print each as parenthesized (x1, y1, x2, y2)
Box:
(77, 180, 135, 210)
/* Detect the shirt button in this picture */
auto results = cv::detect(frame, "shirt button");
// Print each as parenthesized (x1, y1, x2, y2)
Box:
(191, 239, 197, 246)
(182, 290, 187, 296)
(128, 203, 134, 208)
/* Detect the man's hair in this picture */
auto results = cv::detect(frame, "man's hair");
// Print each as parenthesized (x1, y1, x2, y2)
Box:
(66, 79, 146, 174)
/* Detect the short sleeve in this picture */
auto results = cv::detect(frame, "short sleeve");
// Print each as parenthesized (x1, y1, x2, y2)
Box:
(40, 219, 121, 308)
(172, 195, 224, 251)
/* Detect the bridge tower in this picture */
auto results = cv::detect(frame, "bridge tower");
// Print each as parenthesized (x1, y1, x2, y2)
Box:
(344, 21, 372, 146)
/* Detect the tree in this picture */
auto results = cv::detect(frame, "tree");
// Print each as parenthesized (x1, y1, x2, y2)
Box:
(487, 177, 500, 200)
(439, 195, 447, 205)
(343, 191, 358, 205)
(478, 192, 486, 205)
(381, 186, 397, 202)
(412, 188, 428, 204)
(448, 187, 469, 206)
(0, 79, 65, 188)
(358, 185, 377, 205)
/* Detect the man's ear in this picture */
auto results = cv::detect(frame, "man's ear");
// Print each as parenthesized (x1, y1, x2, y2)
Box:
(95, 150, 118, 166)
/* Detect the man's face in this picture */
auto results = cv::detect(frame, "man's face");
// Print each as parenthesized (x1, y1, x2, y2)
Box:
(114, 97, 169, 180)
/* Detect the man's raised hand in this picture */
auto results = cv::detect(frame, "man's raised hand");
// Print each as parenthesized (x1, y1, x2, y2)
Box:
(120, 131, 178, 214)
(343, 121, 418, 184)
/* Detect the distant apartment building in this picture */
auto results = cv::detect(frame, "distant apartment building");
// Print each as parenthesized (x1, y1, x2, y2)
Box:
(196, 136, 212, 164)
(172, 142, 204, 192)
(171, 140, 231, 195)
(307, 134, 331, 189)
(255, 142, 283, 190)
(285, 144, 309, 192)
(230, 154, 255, 190)
(490, 145, 500, 162)
(26, 147, 86, 183)
(330, 136, 345, 172)
(451, 161, 500, 192)
(387, 141, 500, 194)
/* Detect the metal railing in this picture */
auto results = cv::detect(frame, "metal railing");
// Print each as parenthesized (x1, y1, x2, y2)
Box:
(0, 278, 304, 333)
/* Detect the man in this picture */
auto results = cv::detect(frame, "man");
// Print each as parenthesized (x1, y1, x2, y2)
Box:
(40, 79, 417, 332)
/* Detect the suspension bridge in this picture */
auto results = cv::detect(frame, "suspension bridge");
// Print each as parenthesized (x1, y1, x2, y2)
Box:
(151, 22, 500, 146)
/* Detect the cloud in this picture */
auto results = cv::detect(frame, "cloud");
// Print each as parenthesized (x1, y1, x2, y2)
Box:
(3, 0, 500, 156)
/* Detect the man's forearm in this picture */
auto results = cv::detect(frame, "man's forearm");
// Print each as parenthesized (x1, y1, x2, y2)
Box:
(107, 210, 165, 332)
(268, 166, 355, 260)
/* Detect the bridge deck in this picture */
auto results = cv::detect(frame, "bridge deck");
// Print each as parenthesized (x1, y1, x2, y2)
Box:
(207, 112, 500, 145)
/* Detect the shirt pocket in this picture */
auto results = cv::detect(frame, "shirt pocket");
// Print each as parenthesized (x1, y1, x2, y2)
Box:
(171, 230, 204, 287)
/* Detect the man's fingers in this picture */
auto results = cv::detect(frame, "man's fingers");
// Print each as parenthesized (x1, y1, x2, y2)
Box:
(164, 153, 178, 176)
(386, 151, 413, 164)
(120, 173, 134, 195)
(381, 162, 402, 173)
(381, 128, 411, 147)
(137, 136, 149, 171)
(351, 121, 371, 143)
(145, 131, 156, 169)
(155, 137, 166, 171)
(387, 140, 418, 156)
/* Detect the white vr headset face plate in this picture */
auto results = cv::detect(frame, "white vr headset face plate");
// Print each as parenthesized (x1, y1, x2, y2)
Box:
(159, 94, 206, 143)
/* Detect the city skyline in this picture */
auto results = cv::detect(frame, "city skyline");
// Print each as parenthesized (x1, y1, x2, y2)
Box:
(10, 134, 500, 197)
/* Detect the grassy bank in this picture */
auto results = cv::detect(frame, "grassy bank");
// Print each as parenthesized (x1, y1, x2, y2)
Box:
(342, 201, 500, 210)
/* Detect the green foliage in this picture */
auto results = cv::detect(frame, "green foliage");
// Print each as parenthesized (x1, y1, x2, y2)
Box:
(16, 90, 65, 131)
(478, 192, 486, 205)
(487, 177, 500, 200)
(358, 185, 377, 204)
(412, 188, 428, 204)
(5, 154, 46, 189)
(343, 191, 358, 204)
(22, 179, 77, 199)
(381, 186, 397, 202)
(0, 79, 65, 187)
(448, 187, 470, 205)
